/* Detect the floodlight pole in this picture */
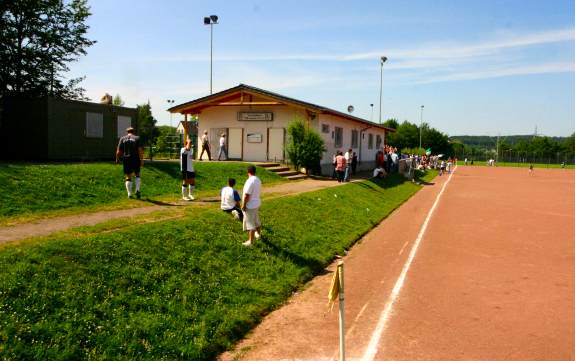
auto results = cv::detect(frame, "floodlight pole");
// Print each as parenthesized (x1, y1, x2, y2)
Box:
(379, 56, 387, 124)
(204, 15, 218, 94)
(419, 105, 424, 150)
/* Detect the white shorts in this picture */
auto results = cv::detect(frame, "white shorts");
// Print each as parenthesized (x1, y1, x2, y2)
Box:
(243, 207, 261, 231)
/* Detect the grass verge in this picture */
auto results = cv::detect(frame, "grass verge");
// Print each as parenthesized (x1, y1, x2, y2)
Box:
(0, 162, 285, 223)
(0, 171, 436, 360)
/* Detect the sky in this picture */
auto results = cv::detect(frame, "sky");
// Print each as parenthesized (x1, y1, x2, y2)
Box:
(67, 0, 575, 137)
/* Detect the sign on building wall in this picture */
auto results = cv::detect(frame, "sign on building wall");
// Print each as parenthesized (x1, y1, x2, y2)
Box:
(238, 112, 273, 121)
(247, 133, 263, 143)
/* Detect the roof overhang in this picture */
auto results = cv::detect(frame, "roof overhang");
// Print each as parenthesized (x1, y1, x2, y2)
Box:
(169, 84, 395, 133)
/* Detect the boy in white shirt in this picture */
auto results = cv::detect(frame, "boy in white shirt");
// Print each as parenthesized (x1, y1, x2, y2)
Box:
(220, 178, 243, 221)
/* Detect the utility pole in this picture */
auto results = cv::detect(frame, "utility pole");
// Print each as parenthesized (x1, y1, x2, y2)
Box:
(379, 56, 387, 124)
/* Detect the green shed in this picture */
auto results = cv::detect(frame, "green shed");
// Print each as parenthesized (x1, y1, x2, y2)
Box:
(0, 96, 137, 161)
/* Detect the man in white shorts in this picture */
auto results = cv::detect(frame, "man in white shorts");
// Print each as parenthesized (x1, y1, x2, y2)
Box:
(241, 165, 262, 246)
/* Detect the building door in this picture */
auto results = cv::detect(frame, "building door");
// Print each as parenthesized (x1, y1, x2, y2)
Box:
(267, 128, 285, 162)
(210, 128, 227, 159)
(228, 128, 243, 160)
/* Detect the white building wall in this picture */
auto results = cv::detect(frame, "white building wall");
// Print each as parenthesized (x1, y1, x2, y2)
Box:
(316, 114, 386, 174)
(196, 105, 307, 161)
(196, 104, 386, 175)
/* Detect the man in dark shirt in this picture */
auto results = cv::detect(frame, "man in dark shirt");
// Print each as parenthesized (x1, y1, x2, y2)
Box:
(116, 127, 143, 199)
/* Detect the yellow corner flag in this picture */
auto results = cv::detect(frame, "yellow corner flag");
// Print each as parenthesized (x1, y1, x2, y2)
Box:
(327, 263, 341, 311)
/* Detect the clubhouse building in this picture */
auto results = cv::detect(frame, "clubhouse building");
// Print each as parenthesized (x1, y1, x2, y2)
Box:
(168, 84, 394, 174)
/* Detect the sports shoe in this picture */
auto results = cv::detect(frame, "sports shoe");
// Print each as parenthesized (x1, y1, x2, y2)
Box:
(136, 191, 141, 199)
(182, 196, 191, 201)
(242, 240, 252, 247)
(188, 194, 195, 201)
(254, 231, 261, 240)
(128, 194, 133, 199)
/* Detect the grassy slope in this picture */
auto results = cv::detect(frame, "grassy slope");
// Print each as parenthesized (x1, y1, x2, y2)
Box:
(0, 171, 436, 360)
(0, 162, 284, 220)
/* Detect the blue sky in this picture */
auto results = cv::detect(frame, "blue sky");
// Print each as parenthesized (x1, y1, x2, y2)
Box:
(68, 0, 575, 136)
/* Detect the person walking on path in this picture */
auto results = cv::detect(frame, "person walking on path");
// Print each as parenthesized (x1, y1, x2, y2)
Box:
(335, 151, 346, 183)
(199, 130, 211, 160)
(344, 148, 352, 181)
(241, 165, 262, 246)
(116, 127, 143, 199)
(218, 133, 227, 160)
(221, 178, 243, 221)
(180, 139, 196, 201)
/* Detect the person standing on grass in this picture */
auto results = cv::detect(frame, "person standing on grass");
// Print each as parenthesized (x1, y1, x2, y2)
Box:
(218, 133, 227, 160)
(335, 150, 346, 183)
(241, 165, 262, 246)
(221, 178, 243, 221)
(180, 139, 196, 201)
(116, 127, 143, 199)
(199, 130, 211, 160)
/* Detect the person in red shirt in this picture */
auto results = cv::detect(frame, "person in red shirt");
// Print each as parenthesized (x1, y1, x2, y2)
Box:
(335, 150, 346, 183)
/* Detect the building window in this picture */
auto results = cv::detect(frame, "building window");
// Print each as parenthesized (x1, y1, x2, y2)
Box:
(117, 115, 131, 138)
(86, 112, 103, 138)
(376, 134, 382, 149)
(368, 133, 374, 149)
(321, 124, 330, 133)
(351, 130, 358, 148)
(334, 127, 343, 148)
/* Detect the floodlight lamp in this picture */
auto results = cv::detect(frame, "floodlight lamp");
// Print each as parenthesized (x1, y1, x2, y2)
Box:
(381, 56, 388, 64)
(204, 17, 211, 25)
(210, 15, 218, 23)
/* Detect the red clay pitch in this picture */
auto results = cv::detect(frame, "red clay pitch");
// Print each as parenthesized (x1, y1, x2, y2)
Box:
(220, 166, 575, 361)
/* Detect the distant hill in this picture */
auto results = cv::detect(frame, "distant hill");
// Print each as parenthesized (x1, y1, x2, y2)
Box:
(450, 135, 568, 148)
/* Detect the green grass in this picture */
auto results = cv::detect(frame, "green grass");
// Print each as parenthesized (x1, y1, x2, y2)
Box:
(0, 162, 285, 221)
(463, 161, 574, 169)
(0, 171, 436, 360)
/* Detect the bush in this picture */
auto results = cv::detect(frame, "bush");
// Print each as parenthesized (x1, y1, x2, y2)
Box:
(286, 119, 325, 174)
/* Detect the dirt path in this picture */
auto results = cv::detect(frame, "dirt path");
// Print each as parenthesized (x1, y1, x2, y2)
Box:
(220, 167, 575, 361)
(0, 178, 349, 244)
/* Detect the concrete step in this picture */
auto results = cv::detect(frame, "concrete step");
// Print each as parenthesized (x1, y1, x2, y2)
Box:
(259, 163, 281, 168)
(267, 166, 291, 173)
(286, 174, 308, 181)
(277, 170, 300, 177)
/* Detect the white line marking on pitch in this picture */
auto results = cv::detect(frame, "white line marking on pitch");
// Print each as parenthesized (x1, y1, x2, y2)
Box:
(361, 168, 457, 361)
(398, 241, 409, 256)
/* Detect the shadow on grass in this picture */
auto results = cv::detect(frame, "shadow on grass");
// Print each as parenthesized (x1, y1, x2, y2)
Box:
(142, 198, 182, 206)
(354, 173, 409, 192)
(145, 161, 181, 178)
(259, 237, 327, 275)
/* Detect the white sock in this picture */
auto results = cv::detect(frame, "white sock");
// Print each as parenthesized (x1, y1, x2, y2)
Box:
(125, 181, 133, 196)
(189, 186, 195, 197)
(135, 177, 141, 192)
(182, 186, 188, 198)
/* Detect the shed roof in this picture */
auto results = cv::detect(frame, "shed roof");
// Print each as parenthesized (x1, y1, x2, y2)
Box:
(168, 84, 395, 132)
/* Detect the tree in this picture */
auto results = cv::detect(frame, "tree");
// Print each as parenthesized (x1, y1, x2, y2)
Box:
(382, 118, 399, 129)
(286, 119, 325, 174)
(136, 102, 159, 160)
(113, 94, 125, 106)
(0, 0, 95, 99)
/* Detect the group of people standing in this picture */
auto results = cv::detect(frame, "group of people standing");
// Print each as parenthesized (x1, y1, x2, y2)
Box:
(117, 128, 262, 246)
(333, 149, 358, 183)
(199, 130, 228, 161)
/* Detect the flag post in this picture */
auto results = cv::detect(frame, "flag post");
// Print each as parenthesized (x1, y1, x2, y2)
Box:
(337, 261, 345, 361)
